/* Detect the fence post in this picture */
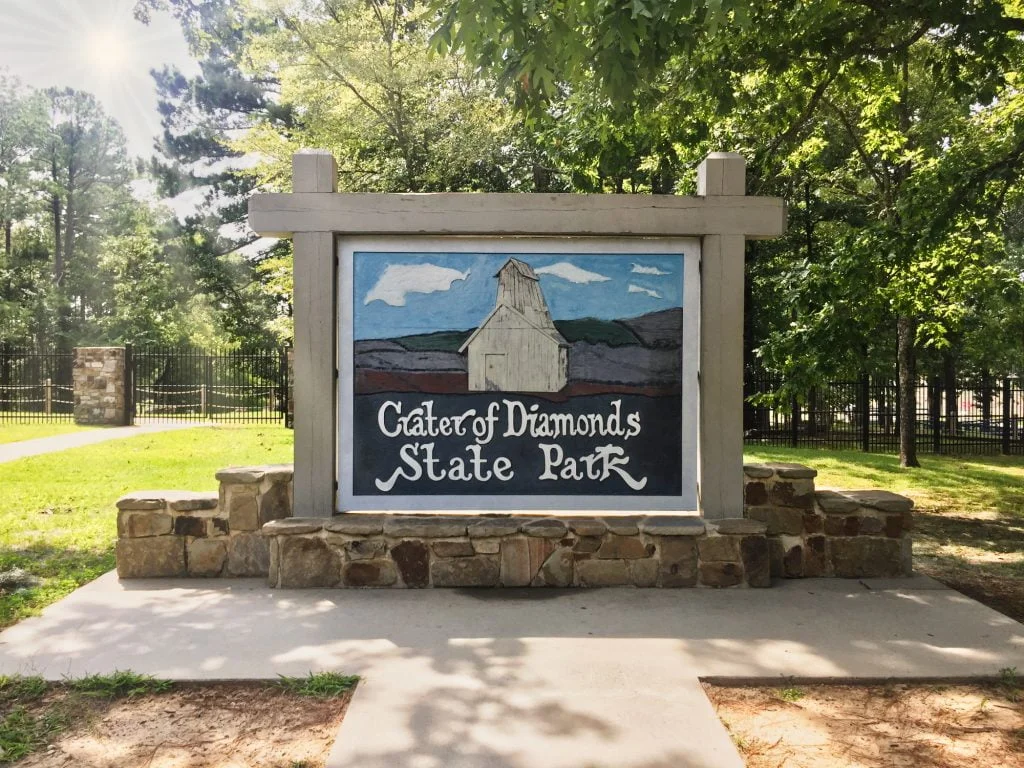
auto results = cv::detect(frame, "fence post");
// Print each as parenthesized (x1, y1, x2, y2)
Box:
(790, 394, 800, 448)
(860, 373, 870, 452)
(44, 378, 52, 415)
(203, 355, 213, 420)
(123, 344, 134, 426)
(1003, 377, 1012, 455)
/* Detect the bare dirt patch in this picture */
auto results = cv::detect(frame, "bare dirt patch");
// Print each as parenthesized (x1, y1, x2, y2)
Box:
(704, 682, 1024, 768)
(12, 682, 351, 767)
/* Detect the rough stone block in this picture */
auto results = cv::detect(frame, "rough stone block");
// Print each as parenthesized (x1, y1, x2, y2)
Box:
(258, 482, 291, 525)
(822, 514, 846, 536)
(229, 491, 259, 532)
(815, 490, 860, 514)
(803, 512, 823, 534)
(116, 537, 186, 578)
(884, 514, 904, 538)
(326, 515, 385, 536)
(714, 519, 766, 536)
(472, 538, 501, 554)
(782, 543, 804, 578)
(500, 537, 555, 587)
(639, 516, 705, 536)
(829, 537, 903, 578)
(116, 494, 167, 511)
(596, 535, 651, 560)
(742, 464, 775, 479)
(208, 517, 230, 537)
(343, 559, 398, 587)
(173, 515, 208, 538)
(278, 536, 341, 587)
(769, 480, 815, 509)
(431, 555, 499, 587)
(577, 559, 630, 586)
(262, 519, 324, 536)
(740, 535, 771, 587)
(697, 535, 739, 563)
(167, 493, 218, 512)
(604, 516, 643, 535)
(432, 540, 475, 558)
(628, 558, 659, 587)
(744, 482, 768, 506)
(521, 519, 567, 538)
(344, 538, 387, 560)
(385, 516, 467, 538)
(567, 518, 608, 537)
(746, 506, 804, 536)
(117, 510, 172, 538)
(467, 518, 519, 538)
(187, 538, 227, 576)
(573, 536, 602, 554)
(658, 537, 698, 587)
(804, 535, 827, 577)
(841, 490, 913, 513)
(699, 562, 743, 588)
(764, 462, 817, 480)
(859, 516, 884, 536)
(532, 548, 573, 587)
(768, 537, 785, 577)
(227, 533, 270, 577)
(390, 540, 430, 588)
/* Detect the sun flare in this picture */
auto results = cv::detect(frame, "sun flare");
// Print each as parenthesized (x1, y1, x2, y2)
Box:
(82, 26, 133, 76)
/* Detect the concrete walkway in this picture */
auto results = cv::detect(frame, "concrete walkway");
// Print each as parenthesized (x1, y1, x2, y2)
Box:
(0, 575, 1019, 767)
(0, 422, 211, 464)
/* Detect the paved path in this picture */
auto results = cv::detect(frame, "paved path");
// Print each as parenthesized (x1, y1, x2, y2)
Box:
(0, 574, 1018, 767)
(0, 422, 211, 464)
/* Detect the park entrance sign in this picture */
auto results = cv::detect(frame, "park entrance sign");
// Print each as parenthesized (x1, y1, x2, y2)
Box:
(249, 151, 787, 520)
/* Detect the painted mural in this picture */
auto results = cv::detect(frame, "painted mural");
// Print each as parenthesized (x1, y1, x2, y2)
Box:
(351, 251, 685, 496)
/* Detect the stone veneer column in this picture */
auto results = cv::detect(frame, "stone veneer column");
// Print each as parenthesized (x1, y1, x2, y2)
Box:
(73, 347, 128, 426)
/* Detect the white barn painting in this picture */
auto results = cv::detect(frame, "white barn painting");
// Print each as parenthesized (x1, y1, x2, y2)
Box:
(459, 258, 569, 392)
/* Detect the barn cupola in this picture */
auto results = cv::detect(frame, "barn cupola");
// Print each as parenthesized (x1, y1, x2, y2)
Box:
(495, 258, 558, 333)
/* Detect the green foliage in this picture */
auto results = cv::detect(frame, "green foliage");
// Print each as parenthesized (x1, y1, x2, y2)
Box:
(67, 671, 172, 699)
(0, 424, 293, 627)
(276, 671, 360, 698)
(0, 705, 68, 763)
(0, 676, 46, 705)
(555, 318, 640, 346)
(778, 687, 805, 702)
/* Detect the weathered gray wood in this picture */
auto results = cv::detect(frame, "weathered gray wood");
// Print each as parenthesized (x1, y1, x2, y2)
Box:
(249, 192, 785, 239)
(291, 151, 337, 518)
(697, 152, 747, 520)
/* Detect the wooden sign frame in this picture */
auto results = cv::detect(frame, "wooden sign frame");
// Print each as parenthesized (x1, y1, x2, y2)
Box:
(249, 151, 786, 520)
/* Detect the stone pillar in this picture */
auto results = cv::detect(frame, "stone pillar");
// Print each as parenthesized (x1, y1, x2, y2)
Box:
(73, 347, 129, 426)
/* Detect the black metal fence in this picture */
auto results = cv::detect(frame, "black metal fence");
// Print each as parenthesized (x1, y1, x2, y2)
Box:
(745, 373, 1024, 455)
(0, 343, 75, 423)
(131, 345, 289, 424)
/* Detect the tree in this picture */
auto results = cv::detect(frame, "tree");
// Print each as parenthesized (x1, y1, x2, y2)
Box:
(439, 0, 1024, 467)
(0, 74, 46, 258)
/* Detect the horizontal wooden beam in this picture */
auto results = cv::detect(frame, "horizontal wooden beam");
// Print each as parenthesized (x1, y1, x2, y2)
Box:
(249, 192, 786, 240)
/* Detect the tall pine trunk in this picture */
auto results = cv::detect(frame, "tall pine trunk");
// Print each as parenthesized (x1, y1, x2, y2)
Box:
(897, 315, 920, 467)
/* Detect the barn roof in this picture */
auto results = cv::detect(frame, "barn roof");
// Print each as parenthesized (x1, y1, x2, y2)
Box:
(458, 303, 568, 354)
(494, 258, 538, 280)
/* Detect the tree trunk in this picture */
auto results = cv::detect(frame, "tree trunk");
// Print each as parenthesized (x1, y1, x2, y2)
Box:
(981, 370, 992, 432)
(51, 192, 62, 285)
(897, 315, 920, 467)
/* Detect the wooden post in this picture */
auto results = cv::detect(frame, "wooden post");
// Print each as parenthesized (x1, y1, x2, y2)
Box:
(697, 152, 746, 519)
(292, 150, 338, 517)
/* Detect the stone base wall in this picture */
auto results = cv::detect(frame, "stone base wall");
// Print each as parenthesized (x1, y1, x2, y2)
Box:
(115, 465, 293, 578)
(73, 347, 127, 426)
(743, 463, 913, 578)
(114, 461, 913, 584)
(262, 515, 770, 589)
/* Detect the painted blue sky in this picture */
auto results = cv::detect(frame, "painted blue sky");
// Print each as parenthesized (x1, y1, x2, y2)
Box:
(353, 251, 683, 339)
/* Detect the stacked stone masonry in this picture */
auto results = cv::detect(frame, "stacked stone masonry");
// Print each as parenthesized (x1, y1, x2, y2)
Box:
(73, 347, 127, 426)
(114, 461, 913, 585)
(115, 466, 293, 578)
(262, 514, 770, 588)
(743, 462, 913, 578)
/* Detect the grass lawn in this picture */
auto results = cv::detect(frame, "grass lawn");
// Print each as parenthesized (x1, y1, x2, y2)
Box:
(0, 424, 293, 628)
(747, 446, 1024, 621)
(0, 423, 93, 445)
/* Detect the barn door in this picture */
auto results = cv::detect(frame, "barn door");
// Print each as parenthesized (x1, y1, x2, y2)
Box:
(484, 354, 506, 392)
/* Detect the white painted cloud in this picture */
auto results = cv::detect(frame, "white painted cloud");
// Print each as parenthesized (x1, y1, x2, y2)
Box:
(628, 284, 663, 299)
(364, 263, 470, 307)
(631, 263, 670, 276)
(534, 262, 611, 284)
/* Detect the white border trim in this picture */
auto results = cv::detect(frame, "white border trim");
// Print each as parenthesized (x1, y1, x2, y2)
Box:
(338, 236, 700, 512)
